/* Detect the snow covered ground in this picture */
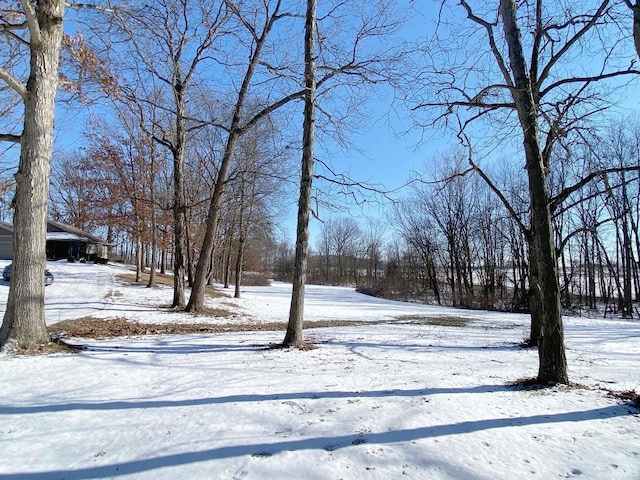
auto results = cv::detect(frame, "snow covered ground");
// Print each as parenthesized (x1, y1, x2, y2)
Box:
(1, 260, 639, 479)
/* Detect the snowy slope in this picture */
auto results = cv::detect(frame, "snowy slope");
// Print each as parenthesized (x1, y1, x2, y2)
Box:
(0, 262, 638, 479)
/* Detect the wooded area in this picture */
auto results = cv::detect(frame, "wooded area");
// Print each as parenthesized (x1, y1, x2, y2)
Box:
(1, 0, 639, 385)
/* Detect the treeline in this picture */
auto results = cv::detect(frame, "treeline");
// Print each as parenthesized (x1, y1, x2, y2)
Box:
(42, 117, 640, 318)
(273, 136, 640, 318)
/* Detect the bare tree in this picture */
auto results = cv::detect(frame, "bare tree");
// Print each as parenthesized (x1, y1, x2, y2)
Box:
(331, 217, 362, 284)
(316, 217, 362, 284)
(186, 0, 304, 313)
(363, 218, 386, 282)
(595, 124, 640, 317)
(0, 0, 65, 349)
(475, 188, 508, 310)
(223, 118, 287, 298)
(411, 0, 639, 384)
(282, 0, 317, 348)
(103, 0, 230, 308)
(424, 159, 477, 308)
(187, 0, 402, 313)
(391, 197, 442, 304)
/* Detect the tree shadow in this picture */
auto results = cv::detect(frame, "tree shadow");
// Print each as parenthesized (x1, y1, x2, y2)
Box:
(320, 339, 523, 358)
(0, 404, 632, 480)
(0, 384, 507, 415)
(76, 342, 261, 355)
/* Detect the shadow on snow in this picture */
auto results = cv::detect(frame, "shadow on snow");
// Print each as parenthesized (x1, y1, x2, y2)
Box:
(0, 384, 507, 415)
(0, 404, 632, 480)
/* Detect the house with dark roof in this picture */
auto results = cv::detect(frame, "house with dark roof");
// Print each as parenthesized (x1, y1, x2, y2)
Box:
(0, 220, 110, 261)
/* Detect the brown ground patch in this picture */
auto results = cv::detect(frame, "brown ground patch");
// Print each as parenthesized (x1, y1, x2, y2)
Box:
(48, 317, 370, 340)
(117, 271, 175, 287)
(394, 314, 473, 327)
(605, 389, 640, 409)
(189, 307, 234, 318)
(269, 341, 319, 351)
(6, 340, 79, 356)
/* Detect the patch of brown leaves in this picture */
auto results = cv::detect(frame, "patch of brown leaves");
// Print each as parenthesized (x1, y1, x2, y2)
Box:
(7, 340, 77, 356)
(48, 317, 367, 340)
(606, 389, 640, 409)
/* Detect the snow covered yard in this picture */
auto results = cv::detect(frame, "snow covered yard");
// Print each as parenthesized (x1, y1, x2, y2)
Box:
(1, 261, 639, 479)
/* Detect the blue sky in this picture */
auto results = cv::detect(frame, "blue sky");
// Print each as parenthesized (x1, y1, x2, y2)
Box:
(46, 0, 441, 246)
(7, 0, 640, 248)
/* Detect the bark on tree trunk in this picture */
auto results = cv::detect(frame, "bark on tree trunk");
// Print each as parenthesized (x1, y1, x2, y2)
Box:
(630, 1, 640, 60)
(0, 0, 64, 349)
(147, 154, 157, 288)
(234, 236, 245, 299)
(224, 235, 232, 289)
(527, 240, 542, 347)
(234, 183, 246, 298)
(620, 177, 633, 317)
(171, 86, 187, 309)
(283, 0, 316, 348)
(135, 235, 142, 282)
(171, 191, 186, 308)
(184, 210, 194, 287)
(500, 0, 568, 384)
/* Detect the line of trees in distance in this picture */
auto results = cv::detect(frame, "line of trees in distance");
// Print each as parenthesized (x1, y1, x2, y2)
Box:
(40, 114, 640, 323)
(272, 124, 640, 321)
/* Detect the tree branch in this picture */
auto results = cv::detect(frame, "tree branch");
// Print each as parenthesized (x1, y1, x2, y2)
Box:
(240, 89, 305, 133)
(460, 0, 513, 87)
(536, 0, 611, 88)
(458, 131, 530, 236)
(19, 0, 41, 45)
(550, 166, 640, 212)
(0, 66, 27, 100)
(556, 218, 614, 256)
(65, 3, 121, 14)
(412, 99, 515, 111)
(540, 69, 640, 98)
(0, 22, 31, 46)
(0, 133, 22, 143)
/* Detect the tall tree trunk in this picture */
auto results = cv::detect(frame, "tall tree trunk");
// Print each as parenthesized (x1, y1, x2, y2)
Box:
(0, 0, 64, 349)
(171, 183, 186, 308)
(147, 154, 157, 288)
(283, 0, 317, 348)
(527, 239, 542, 347)
(560, 243, 570, 308)
(621, 215, 633, 317)
(184, 210, 194, 287)
(234, 236, 245, 299)
(621, 177, 633, 317)
(234, 184, 247, 299)
(135, 235, 142, 282)
(224, 235, 232, 289)
(629, 190, 640, 302)
(171, 86, 187, 309)
(589, 237, 597, 308)
(185, 115, 237, 308)
(500, 0, 568, 384)
(448, 237, 457, 307)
